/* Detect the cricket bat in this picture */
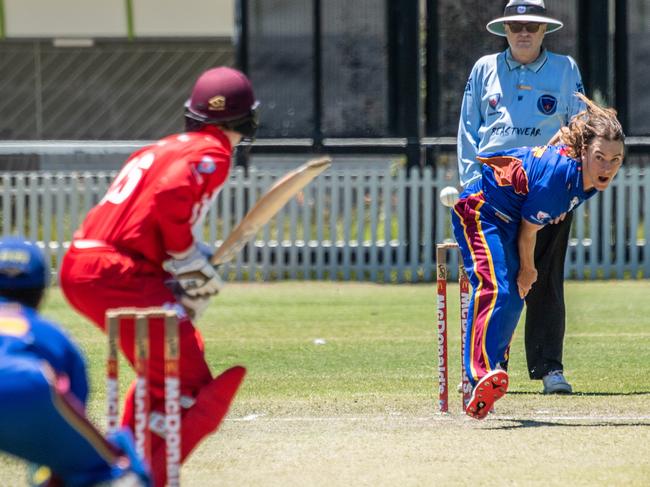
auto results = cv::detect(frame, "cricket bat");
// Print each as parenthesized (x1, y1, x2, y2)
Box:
(211, 156, 331, 266)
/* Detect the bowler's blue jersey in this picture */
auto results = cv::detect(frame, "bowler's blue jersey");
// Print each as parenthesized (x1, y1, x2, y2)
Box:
(467, 145, 597, 225)
(458, 48, 585, 187)
(0, 300, 88, 404)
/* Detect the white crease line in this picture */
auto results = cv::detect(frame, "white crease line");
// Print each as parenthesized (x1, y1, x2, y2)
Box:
(239, 413, 266, 421)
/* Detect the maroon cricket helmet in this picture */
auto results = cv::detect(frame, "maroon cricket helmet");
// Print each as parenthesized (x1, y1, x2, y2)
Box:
(184, 66, 259, 137)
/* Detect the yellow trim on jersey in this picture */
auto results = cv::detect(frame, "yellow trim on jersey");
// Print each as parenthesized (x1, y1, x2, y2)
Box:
(454, 191, 499, 381)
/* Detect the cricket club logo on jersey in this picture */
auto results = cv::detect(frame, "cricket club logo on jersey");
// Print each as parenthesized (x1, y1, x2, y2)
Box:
(568, 196, 580, 213)
(189, 156, 217, 186)
(197, 156, 216, 174)
(488, 93, 501, 109)
(537, 94, 558, 115)
(532, 210, 552, 224)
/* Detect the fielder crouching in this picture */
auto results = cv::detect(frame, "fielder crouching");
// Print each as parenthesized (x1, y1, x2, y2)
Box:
(0, 237, 151, 486)
(60, 66, 259, 486)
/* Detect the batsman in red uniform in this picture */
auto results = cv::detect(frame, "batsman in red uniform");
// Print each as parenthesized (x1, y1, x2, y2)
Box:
(60, 66, 259, 486)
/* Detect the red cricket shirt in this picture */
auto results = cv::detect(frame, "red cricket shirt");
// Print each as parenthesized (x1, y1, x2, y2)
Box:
(74, 125, 232, 265)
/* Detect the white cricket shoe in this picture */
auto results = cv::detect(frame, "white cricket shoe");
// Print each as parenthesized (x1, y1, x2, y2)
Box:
(542, 370, 573, 394)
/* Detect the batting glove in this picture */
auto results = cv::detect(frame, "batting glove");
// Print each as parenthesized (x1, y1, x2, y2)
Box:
(162, 244, 224, 297)
(179, 294, 211, 321)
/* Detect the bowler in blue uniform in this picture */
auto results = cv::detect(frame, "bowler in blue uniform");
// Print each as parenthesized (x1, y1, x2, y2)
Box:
(452, 94, 625, 419)
(0, 237, 151, 486)
(457, 0, 587, 395)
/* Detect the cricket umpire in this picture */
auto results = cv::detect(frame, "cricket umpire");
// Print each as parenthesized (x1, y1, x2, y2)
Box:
(457, 0, 584, 393)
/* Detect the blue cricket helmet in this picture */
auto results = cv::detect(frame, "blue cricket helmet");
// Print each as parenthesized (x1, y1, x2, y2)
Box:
(0, 237, 49, 290)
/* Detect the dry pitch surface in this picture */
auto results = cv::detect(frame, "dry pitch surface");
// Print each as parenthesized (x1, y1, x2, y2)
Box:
(185, 395, 650, 487)
(3, 399, 649, 486)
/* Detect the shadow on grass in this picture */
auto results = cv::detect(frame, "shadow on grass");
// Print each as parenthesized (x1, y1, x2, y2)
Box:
(507, 391, 650, 396)
(485, 418, 650, 430)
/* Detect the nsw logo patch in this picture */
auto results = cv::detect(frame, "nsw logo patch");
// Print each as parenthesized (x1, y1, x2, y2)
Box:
(537, 94, 558, 115)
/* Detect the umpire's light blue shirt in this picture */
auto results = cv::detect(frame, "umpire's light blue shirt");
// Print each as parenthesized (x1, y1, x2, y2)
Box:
(457, 48, 585, 187)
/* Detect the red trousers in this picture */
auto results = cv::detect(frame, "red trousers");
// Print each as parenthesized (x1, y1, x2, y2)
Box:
(60, 242, 213, 402)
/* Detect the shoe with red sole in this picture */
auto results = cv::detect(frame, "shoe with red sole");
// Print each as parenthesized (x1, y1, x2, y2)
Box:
(465, 369, 508, 420)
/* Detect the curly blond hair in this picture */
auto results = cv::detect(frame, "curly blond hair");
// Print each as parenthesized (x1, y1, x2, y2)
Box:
(557, 93, 625, 159)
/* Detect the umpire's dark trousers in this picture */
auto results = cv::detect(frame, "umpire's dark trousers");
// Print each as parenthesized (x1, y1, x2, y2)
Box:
(524, 212, 573, 379)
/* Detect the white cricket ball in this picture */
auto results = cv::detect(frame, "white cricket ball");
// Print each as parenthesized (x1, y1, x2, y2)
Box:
(439, 186, 459, 208)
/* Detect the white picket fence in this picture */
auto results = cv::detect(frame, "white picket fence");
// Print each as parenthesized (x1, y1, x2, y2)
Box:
(1, 165, 649, 282)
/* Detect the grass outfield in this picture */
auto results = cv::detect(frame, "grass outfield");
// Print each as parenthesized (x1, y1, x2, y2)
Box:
(2, 281, 650, 486)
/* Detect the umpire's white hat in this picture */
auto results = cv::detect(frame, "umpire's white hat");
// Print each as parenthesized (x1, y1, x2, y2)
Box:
(487, 0, 563, 37)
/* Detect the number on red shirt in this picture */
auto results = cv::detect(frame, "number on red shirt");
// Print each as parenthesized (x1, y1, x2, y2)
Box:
(101, 152, 155, 205)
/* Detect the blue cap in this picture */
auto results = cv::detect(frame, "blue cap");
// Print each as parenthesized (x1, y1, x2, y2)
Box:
(0, 237, 48, 290)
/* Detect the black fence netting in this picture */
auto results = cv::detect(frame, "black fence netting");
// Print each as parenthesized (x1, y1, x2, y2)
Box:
(247, 0, 390, 138)
(320, 1, 389, 137)
(247, 0, 315, 138)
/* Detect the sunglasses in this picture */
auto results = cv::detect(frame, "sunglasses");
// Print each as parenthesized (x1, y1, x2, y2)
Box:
(505, 22, 542, 33)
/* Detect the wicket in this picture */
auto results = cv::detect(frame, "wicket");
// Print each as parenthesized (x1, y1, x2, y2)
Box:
(436, 243, 471, 413)
(106, 307, 181, 487)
